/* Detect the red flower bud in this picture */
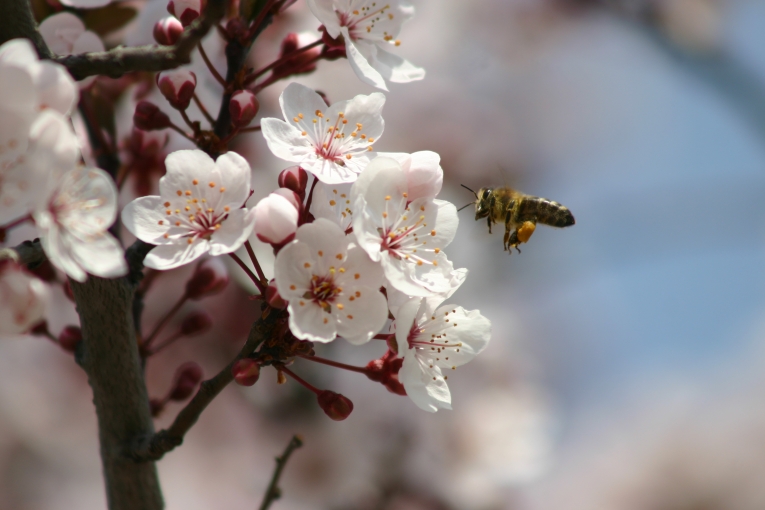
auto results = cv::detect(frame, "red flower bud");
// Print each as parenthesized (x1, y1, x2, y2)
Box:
(134, 101, 172, 131)
(317, 390, 353, 421)
(229, 90, 259, 128)
(265, 280, 286, 309)
(63, 280, 75, 302)
(29, 321, 49, 336)
(153, 16, 184, 45)
(58, 325, 82, 353)
(185, 258, 228, 300)
(149, 398, 165, 417)
(277, 166, 308, 200)
(273, 33, 321, 77)
(167, 0, 201, 27)
(232, 358, 260, 386)
(169, 362, 203, 401)
(157, 70, 196, 110)
(180, 310, 212, 336)
(225, 17, 248, 43)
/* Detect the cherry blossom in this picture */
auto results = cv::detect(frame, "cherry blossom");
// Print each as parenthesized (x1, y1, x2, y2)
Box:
(395, 296, 491, 412)
(261, 83, 384, 184)
(59, 0, 112, 8)
(253, 192, 299, 244)
(0, 261, 47, 336)
(121, 150, 256, 270)
(351, 156, 460, 297)
(307, 0, 425, 90)
(311, 182, 354, 232)
(39, 12, 105, 57)
(274, 218, 387, 344)
(377, 150, 443, 201)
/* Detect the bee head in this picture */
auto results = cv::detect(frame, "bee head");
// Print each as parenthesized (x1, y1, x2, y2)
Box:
(474, 187, 493, 220)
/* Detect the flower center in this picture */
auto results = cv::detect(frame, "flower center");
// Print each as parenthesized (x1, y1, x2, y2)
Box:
(406, 310, 464, 369)
(291, 110, 375, 165)
(339, 3, 401, 45)
(160, 178, 231, 243)
(378, 196, 439, 267)
(307, 275, 342, 312)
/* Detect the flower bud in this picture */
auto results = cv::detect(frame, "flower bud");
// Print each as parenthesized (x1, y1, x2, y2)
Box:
(277, 166, 308, 200)
(167, 0, 201, 27)
(168, 362, 203, 400)
(273, 188, 302, 212)
(153, 16, 184, 45)
(63, 280, 75, 302)
(157, 70, 196, 111)
(317, 390, 353, 421)
(58, 325, 82, 353)
(134, 101, 172, 131)
(232, 358, 260, 386)
(185, 258, 229, 300)
(180, 310, 212, 336)
(273, 33, 321, 77)
(229, 90, 259, 128)
(225, 17, 248, 43)
(253, 193, 299, 245)
(149, 398, 165, 417)
(264, 280, 286, 309)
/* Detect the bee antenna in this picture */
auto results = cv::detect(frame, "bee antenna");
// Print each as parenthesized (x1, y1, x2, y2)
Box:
(457, 202, 474, 212)
(460, 184, 477, 198)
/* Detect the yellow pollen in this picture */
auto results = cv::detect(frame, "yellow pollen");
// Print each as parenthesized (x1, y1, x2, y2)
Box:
(385, 195, 391, 201)
(382, 212, 388, 218)
(185, 190, 191, 196)
(208, 182, 215, 188)
(347, 315, 353, 319)
(360, 134, 366, 139)
(298, 113, 304, 119)
(323, 318, 328, 324)
(220, 187, 226, 192)
(417, 260, 423, 266)
(301, 131, 307, 136)
(290, 285, 296, 290)
(164, 201, 170, 207)
(368, 137, 375, 143)
(312, 119, 317, 123)
(158, 220, 164, 225)
(207, 208, 213, 213)
(336, 254, 343, 260)
(433, 261, 438, 266)
(354, 273, 360, 279)
(339, 267, 345, 273)
(389, 13, 394, 19)
(329, 200, 336, 206)
(187, 238, 194, 244)
(189, 215, 195, 221)
(175, 221, 181, 226)
(163, 233, 169, 238)
(315, 110, 323, 116)
(356, 123, 363, 130)
(176, 190, 182, 196)
(367, 146, 373, 151)
(346, 154, 352, 160)
(434, 248, 440, 253)
(338, 112, 344, 117)
(224, 206, 230, 212)
(304, 262, 311, 268)
(185, 206, 190, 211)
(403, 192, 408, 198)
(430, 230, 436, 236)
(351, 132, 358, 137)
(192, 179, 199, 185)
(395, 40, 401, 46)
(318, 250, 323, 256)
(293, 116, 299, 122)
(337, 303, 344, 310)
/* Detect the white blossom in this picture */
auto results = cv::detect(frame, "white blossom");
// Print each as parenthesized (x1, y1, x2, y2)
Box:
(311, 182, 354, 232)
(253, 192, 299, 244)
(395, 296, 491, 412)
(121, 150, 256, 270)
(39, 12, 105, 56)
(351, 156, 460, 297)
(307, 0, 425, 90)
(377, 151, 443, 201)
(0, 261, 47, 336)
(261, 83, 384, 184)
(274, 218, 387, 344)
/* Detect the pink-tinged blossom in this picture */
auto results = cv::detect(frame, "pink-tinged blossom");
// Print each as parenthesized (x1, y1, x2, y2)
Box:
(253, 192, 299, 245)
(274, 218, 387, 344)
(157, 70, 197, 110)
(394, 297, 491, 412)
(154, 16, 184, 45)
(0, 261, 47, 336)
(377, 151, 443, 201)
(121, 150, 256, 270)
(229, 90, 259, 127)
(278, 166, 308, 200)
(261, 83, 384, 184)
(0, 39, 77, 117)
(59, 0, 112, 7)
(351, 157, 461, 297)
(168, 0, 202, 27)
(307, 0, 425, 90)
(39, 13, 104, 88)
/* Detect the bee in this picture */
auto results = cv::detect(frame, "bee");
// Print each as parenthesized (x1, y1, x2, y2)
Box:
(460, 185, 575, 253)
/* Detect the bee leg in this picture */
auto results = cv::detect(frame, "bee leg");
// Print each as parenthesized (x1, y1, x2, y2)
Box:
(505, 230, 519, 253)
(503, 229, 511, 251)
(487, 216, 492, 234)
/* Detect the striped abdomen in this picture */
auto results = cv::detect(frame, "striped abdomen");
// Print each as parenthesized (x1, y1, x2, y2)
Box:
(516, 196, 575, 228)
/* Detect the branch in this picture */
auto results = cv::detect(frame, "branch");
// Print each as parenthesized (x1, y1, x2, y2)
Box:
(258, 435, 304, 510)
(51, 0, 226, 81)
(0, 238, 46, 268)
(0, 0, 51, 58)
(128, 309, 282, 462)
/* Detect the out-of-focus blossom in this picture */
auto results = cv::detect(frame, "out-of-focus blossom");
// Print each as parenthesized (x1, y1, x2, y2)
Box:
(120, 128, 169, 196)
(39, 12, 104, 88)
(311, 182, 354, 232)
(0, 261, 47, 335)
(261, 83, 385, 184)
(157, 70, 197, 110)
(34, 165, 128, 282)
(121, 150, 256, 270)
(185, 257, 229, 299)
(168, 0, 202, 27)
(351, 157, 460, 297)
(179, 310, 212, 336)
(273, 32, 322, 77)
(277, 165, 308, 200)
(229, 90, 259, 127)
(307, 0, 424, 90)
(154, 16, 184, 45)
(253, 192, 299, 245)
(59, 0, 112, 8)
(133, 101, 173, 131)
(377, 150, 443, 201)
(394, 296, 491, 412)
(274, 218, 387, 344)
(0, 39, 77, 117)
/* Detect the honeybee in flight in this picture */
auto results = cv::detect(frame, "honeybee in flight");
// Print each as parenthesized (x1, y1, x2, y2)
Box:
(460, 185, 575, 253)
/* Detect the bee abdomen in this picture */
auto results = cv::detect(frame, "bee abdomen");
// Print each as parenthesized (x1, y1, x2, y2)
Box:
(519, 197, 575, 228)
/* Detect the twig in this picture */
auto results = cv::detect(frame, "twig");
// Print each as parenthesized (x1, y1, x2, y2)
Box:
(0, 239, 47, 268)
(198, 42, 227, 86)
(51, 0, 226, 80)
(128, 310, 282, 462)
(258, 435, 304, 510)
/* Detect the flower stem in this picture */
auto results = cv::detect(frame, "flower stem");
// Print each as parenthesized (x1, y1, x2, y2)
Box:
(145, 330, 183, 356)
(144, 294, 188, 349)
(179, 109, 199, 135)
(229, 251, 266, 294)
(279, 365, 320, 395)
(298, 354, 369, 375)
(192, 93, 216, 126)
(247, 0, 278, 40)
(0, 214, 32, 234)
(198, 42, 226, 86)
(239, 125, 261, 132)
(302, 177, 318, 224)
(168, 122, 196, 143)
(244, 240, 267, 283)
(246, 40, 323, 84)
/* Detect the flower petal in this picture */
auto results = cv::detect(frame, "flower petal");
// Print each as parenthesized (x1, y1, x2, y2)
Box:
(121, 196, 170, 243)
(214, 151, 251, 206)
(144, 238, 210, 270)
(400, 351, 452, 412)
(208, 208, 256, 256)
(343, 30, 388, 91)
(371, 45, 425, 84)
(335, 286, 387, 344)
(160, 149, 216, 199)
(274, 240, 314, 299)
(69, 232, 128, 278)
(288, 300, 338, 343)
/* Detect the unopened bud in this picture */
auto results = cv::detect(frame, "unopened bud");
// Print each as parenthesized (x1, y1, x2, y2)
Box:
(167, 0, 201, 27)
(273, 33, 321, 76)
(277, 166, 308, 200)
(58, 325, 82, 353)
(134, 101, 172, 131)
(169, 362, 203, 400)
(153, 16, 184, 45)
(149, 398, 165, 417)
(186, 258, 228, 300)
(157, 70, 196, 110)
(273, 188, 302, 212)
(225, 17, 248, 42)
(30, 321, 49, 336)
(253, 192, 299, 245)
(180, 310, 212, 336)
(232, 358, 260, 386)
(265, 280, 286, 309)
(229, 90, 259, 128)
(63, 280, 75, 302)
(317, 390, 353, 421)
